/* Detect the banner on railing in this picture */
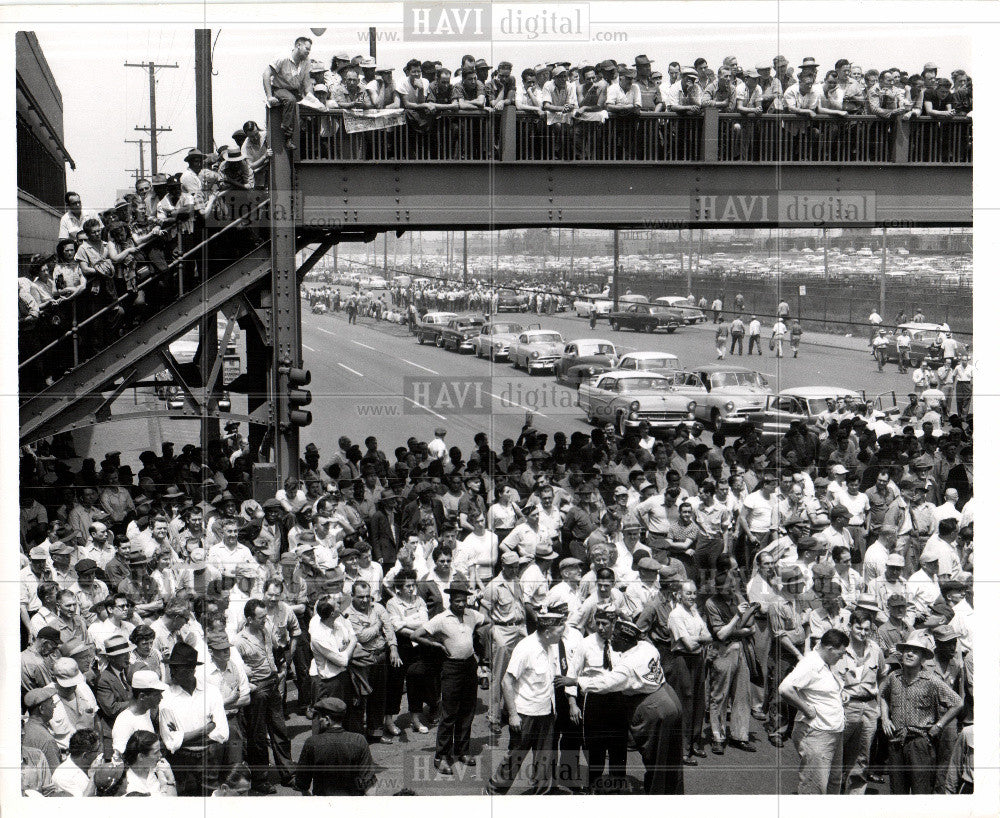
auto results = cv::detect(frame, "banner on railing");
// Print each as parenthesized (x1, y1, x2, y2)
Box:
(342, 110, 406, 134)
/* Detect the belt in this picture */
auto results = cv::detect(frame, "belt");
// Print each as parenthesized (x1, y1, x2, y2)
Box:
(847, 692, 876, 703)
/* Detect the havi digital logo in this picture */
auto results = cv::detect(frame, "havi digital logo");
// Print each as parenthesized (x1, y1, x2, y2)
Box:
(403, 2, 492, 41)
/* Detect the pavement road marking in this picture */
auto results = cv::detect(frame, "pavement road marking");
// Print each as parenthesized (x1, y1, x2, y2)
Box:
(351, 340, 378, 350)
(302, 344, 316, 352)
(337, 363, 364, 377)
(318, 327, 337, 336)
(403, 396, 446, 420)
(486, 392, 548, 418)
(400, 359, 439, 374)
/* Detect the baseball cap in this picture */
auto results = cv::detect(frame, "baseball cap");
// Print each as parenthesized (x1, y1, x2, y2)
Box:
(886, 553, 906, 568)
(37, 626, 62, 644)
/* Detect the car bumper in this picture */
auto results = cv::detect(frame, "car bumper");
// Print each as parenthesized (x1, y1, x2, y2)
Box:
(625, 413, 698, 430)
(458, 340, 476, 351)
(527, 359, 558, 371)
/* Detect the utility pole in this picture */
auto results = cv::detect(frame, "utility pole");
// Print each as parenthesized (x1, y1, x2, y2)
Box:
(612, 229, 620, 311)
(879, 226, 888, 317)
(125, 59, 178, 175)
(462, 231, 468, 286)
(124, 138, 147, 180)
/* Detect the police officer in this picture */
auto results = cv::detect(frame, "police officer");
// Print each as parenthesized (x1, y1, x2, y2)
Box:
(558, 616, 685, 794)
(294, 697, 377, 795)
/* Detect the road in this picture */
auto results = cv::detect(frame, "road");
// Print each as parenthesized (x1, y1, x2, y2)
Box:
(267, 689, 886, 796)
(298, 293, 918, 462)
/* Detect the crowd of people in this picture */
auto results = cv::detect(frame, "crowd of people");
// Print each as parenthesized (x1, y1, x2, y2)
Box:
(20, 382, 973, 796)
(18, 126, 271, 393)
(268, 37, 972, 161)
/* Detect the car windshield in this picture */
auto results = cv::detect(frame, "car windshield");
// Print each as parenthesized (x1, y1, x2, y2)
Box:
(528, 333, 562, 344)
(620, 377, 672, 393)
(648, 307, 677, 316)
(493, 323, 522, 334)
(632, 357, 678, 370)
(669, 372, 701, 386)
(583, 344, 616, 356)
(709, 371, 766, 388)
(807, 398, 833, 414)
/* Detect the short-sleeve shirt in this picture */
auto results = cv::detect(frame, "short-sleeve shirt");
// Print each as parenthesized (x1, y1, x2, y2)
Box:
(668, 604, 711, 654)
(396, 76, 430, 105)
(883, 669, 962, 732)
(423, 607, 485, 660)
(269, 57, 311, 97)
(453, 79, 486, 102)
(505, 632, 558, 716)
(780, 650, 845, 731)
(783, 86, 822, 111)
(606, 82, 642, 108)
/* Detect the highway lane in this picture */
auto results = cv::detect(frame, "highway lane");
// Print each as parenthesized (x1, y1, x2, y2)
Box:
(298, 301, 919, 461)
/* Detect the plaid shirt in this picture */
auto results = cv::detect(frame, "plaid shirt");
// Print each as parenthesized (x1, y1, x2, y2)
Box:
(883, 669, 962, 735)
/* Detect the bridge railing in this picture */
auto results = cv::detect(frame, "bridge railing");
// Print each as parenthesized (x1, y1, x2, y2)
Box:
(297, 107, 972, 164)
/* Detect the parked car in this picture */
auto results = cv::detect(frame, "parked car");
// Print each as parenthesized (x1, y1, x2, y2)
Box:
(748, 387, 863, 440)
(654, 296, 707, 324)
(497, 290, 529, 312)
(689, 364, 772, 431)
(471, 320, 525, 360)
(880, 322, 968, 366)
(508, 329, 565, 374)
(615, 351, 681, 374)
(608, 303, 682, 333)
(574, 294, 614, 317)
(414, 311, 458, 344)
(578, 371, 705, 436)
(439, 315, 488, 352)
(554, 339, 618, 386)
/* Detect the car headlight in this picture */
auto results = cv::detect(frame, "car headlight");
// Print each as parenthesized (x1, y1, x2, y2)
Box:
(531, 351, 539, 359)
(630, 401, 641, 412)
(725, 401, 735, 412)
(687, 400, 697, 412)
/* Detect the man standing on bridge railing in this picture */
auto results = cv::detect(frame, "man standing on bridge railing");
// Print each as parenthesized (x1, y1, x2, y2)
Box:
(264, 36, 314, 151)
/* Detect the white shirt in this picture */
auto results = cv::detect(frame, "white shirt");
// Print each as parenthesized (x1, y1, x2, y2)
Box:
(308, 614, 357, 678)
(207, 542, 254, 577)
(501, 522, 541, 556)
(112, 708, 155, 754)
(505, 632, 559, 716)
(519, 562, 549, 606)
(861, 540, 890, 586)
(742, 490, 778, 534)
(427, 436, 448, 461)
(52, 758, 91, 796)
(158, 681, 229, 753)
(454, 530, 498, 582)
(58, 210, 103, 240)
(779, 650, 845, 731)
(748, 319, 762, 336)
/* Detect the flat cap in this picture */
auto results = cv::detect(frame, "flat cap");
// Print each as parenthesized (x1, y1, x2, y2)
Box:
(886, 553, 906, 568)
(313, 696, 347, 717)
(24, 684, 57, 707)
(886, 593, 908, 608)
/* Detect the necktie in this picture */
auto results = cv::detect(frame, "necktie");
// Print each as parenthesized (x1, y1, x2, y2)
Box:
(602, 640, 613, 670)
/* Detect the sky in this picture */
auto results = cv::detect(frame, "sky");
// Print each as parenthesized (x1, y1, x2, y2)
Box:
(23, 7, 971, 206)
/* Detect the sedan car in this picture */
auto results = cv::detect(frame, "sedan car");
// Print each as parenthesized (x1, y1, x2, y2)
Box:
(608, 303, 682, 333)
(654, 296, 707, 324)
(508, 329, 565, 374)
(554, 339, 618, 386)
(471, 320, 525, 360)
(414, 311, 459, 344)
(439, 315, 487, 352)
(615, 351, 681, 375)
(497, 290, 529, 312)
(578, 371, 706, 436)
(690, 364, 772, 432)
(880, 322, 968, 366)
(748, 386, 862, 440)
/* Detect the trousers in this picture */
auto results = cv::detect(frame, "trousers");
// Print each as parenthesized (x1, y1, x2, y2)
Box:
(887, 733, 937, 793)
(669, 651, 707, 752)
(436, 657, 477, 761)
(488, 624, 526, 727)
(841, 703, 878, 794)
(792, 722, 844, 794)
(488, 712, 555, 794)
(709, 642, 751, 742)
(244, 676, 293, 787)
(583, 691, 628, 793)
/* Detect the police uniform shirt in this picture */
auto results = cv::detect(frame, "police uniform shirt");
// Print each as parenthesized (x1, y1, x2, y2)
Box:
(506, 632, 559, 716)
(578, 640, 665, 695)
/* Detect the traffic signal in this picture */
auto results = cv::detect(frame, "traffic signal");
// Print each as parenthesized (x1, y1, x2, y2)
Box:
(279, 362, 312, 429)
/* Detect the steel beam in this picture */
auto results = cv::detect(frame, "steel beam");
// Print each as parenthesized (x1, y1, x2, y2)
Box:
(296, 163, 971, 229)
(268, 109, 301, 482)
